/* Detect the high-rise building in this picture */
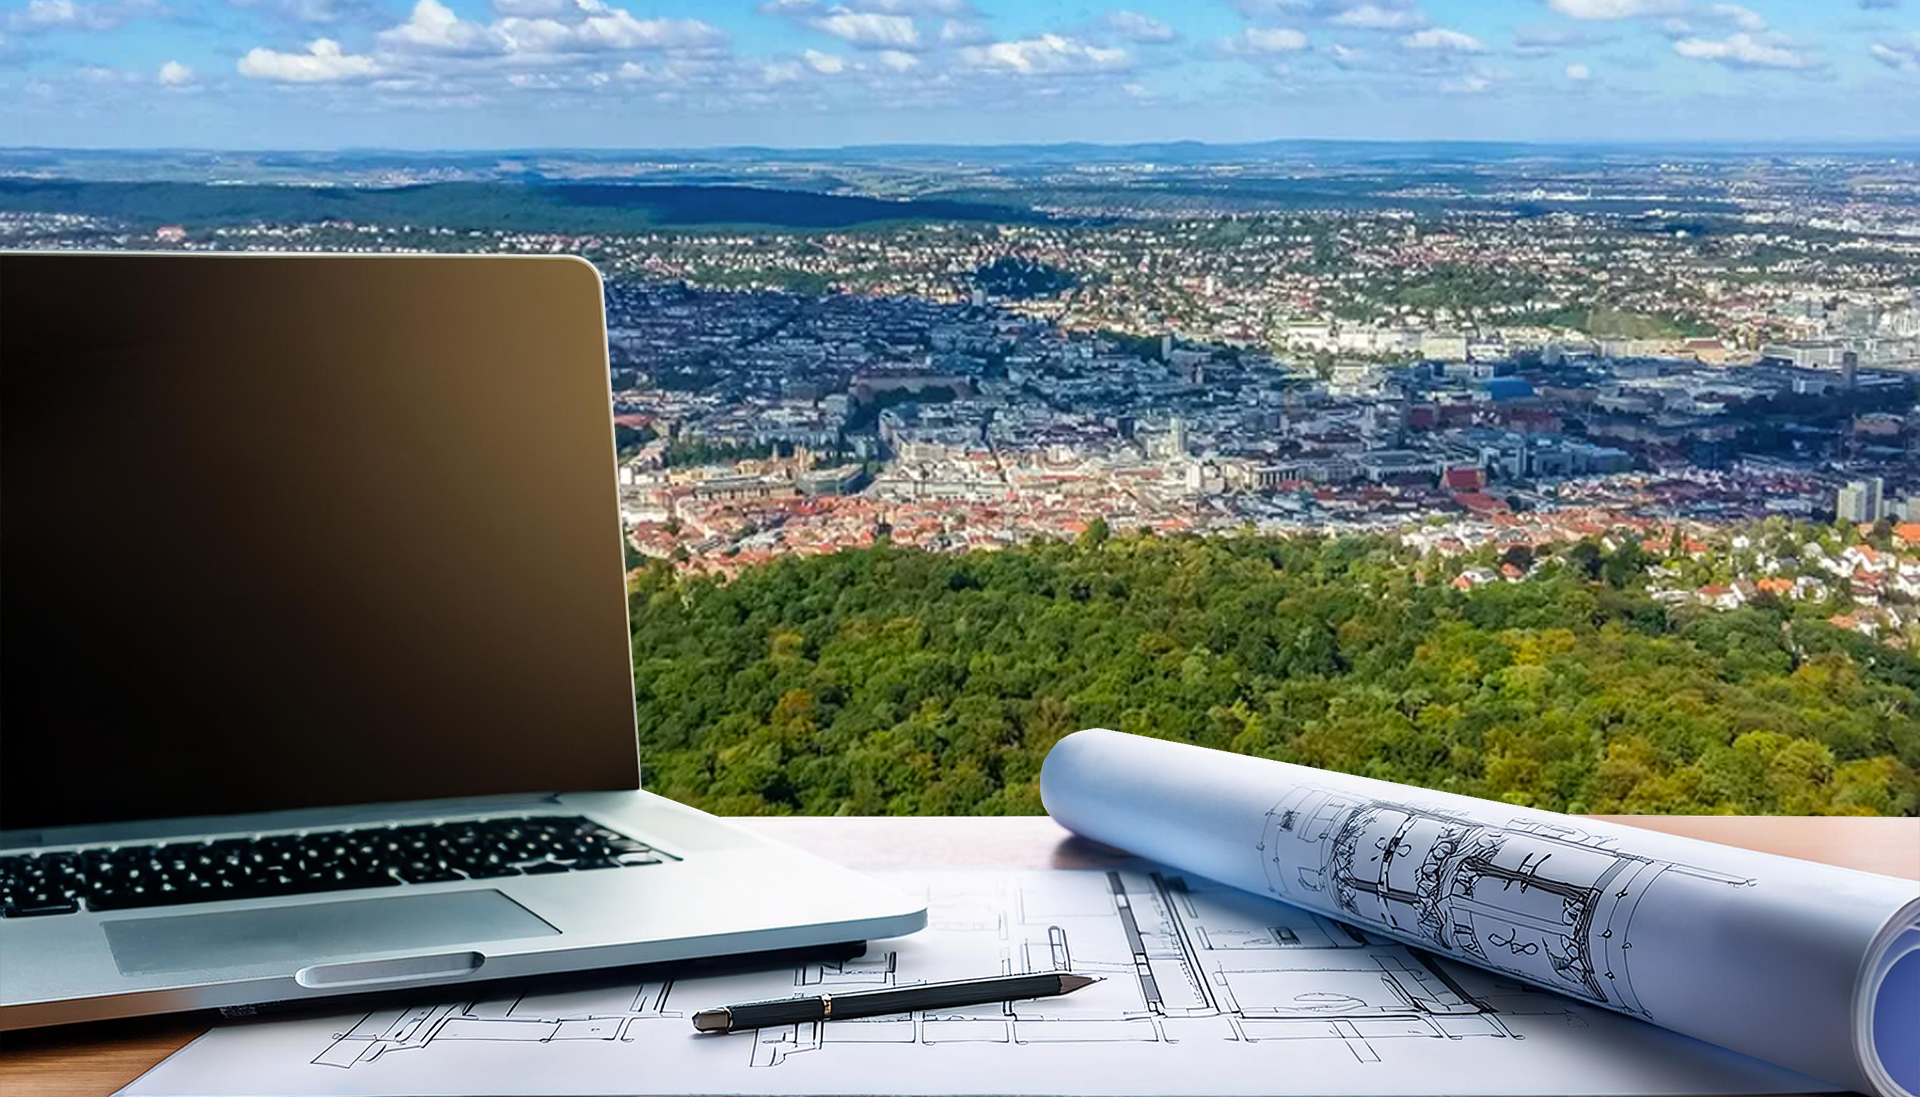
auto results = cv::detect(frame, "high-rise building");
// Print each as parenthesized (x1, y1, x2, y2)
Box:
(1836, 477, 1886, 524)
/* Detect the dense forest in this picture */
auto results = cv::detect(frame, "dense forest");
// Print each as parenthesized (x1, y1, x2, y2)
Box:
(627, 532, 1920, 818)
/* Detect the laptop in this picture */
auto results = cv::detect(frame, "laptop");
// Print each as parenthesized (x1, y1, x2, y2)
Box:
(0, 252, 927, 1030)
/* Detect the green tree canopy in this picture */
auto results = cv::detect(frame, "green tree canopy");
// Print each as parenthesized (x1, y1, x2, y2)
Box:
(626, 534, 1920, 818)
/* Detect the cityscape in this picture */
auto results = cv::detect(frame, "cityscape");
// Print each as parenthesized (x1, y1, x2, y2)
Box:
(9, 144, 1913, 644)
(5, 140, 1919, 814)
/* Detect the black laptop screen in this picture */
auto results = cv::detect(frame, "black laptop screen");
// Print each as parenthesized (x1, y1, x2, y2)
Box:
(1, 254, 642, 833)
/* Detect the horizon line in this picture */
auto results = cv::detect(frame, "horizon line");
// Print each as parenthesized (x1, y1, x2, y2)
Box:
(6, 135, 1920, 158)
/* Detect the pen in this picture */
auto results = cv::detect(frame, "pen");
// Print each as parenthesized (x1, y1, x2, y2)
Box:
(691, 971, 1102, 1034)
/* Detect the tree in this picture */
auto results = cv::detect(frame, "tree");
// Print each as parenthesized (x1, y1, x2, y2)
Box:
(1566, 540, 1604, 581)
(1078, 517, 1112, 549)
(625, 532, 1920, 818)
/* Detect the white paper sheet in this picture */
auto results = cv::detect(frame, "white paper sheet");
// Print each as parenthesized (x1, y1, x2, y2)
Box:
(123, 867, 1847, 1097)
(1041, 729, 1920, 1097)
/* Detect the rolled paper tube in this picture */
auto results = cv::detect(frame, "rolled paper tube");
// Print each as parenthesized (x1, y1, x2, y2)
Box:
(1041, 728, 1920, 1097)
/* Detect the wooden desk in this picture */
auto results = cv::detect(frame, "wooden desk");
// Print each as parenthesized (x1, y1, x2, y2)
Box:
(3, 815, 1915, 1097)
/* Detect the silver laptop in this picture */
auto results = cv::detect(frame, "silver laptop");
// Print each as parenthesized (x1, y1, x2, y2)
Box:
(0, 252, 927, 1029)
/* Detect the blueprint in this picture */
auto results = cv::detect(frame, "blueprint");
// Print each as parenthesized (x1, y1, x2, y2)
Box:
(1041, 729, 1920, 1097)
(120, 868, 1835, 1097)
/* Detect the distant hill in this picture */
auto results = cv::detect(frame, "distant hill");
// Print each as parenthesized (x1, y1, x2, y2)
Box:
(0, 179, 1044, 232)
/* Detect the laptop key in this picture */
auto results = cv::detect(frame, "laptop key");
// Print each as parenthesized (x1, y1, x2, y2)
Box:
(395, 863, 466, 884)
(27, 814, 664, 914)
(3, 899, 81, 917)
(88, 886, 198, 911)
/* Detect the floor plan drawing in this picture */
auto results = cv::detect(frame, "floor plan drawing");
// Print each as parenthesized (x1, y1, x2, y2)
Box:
(120, 868, 1833, 1097)
(305, 868, 1549, 1073)
(746, 868, 1550, 1069)
(1258, 786, 1757, 1020)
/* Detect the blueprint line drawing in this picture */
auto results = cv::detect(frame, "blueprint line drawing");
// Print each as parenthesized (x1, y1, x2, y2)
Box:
(305, 868, 1574, 1073)
(310, 979, 682, 1068)
(1258, 787, 1757, 1021)
(118, 867, 1851, 1097)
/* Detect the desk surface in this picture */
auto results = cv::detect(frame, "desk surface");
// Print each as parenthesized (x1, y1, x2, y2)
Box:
(3, 814, 1915, 1097)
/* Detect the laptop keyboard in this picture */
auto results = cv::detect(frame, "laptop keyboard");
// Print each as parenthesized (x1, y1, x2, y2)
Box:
(0, 815, 669, 918)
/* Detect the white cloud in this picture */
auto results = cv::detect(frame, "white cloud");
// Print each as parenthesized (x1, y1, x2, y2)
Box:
(77, 63, 140, 83)
(228, 0, 368, 25)
(757, 58, 804, 83)
(839, 0, 969, 12)
(372, 0, 725, 59)
(1235, 0, 1419, 24)
(810, 9, 920, 49)
(600, 49, 856, 102)
(379, 0, 498, 54)
(498, 2, 725, 54)
(1328, 41, 1364, 67)
(957, 33, 1129, 74)
(15, 0, 104, 29)
(937, 18, 987, 44)
(1543, 0, 1682, 18)
(1327, 4, 1422, 29)
(158, 59, 195, 85)
(1870, 34, 1920, 72)
(1705, 3, 1766, 31)
(492, 0, 570, 15)
(1672, 31, 1814, 70)
(228, 0, 374, 25)
(237, 37, 382, 82)
(1438, 72, 1489, 93)
(1231, 26, 1309, 53)
(1104, 10, 1175, 43)
(1565, 61, 1590, 79)
(801, 46, 844, 72)
(759, 0, 971, 22)
(1401, 27, 1483, 52)
(873, 48, 917, 69)
(7, 0, 156, 32)
(1512, 25, 1616, 54)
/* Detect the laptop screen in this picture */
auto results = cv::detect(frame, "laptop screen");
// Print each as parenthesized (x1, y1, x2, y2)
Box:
(1, 253, 642, 834)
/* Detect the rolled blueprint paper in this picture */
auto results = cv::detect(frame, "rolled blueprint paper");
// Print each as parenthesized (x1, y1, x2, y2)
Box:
(1041, 728, 1920, 1097)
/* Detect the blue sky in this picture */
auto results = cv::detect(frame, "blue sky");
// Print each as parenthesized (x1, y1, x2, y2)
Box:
(2, 0, 1917, 148)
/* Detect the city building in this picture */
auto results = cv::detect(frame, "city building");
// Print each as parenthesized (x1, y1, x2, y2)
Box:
(1838, 478, 1887, 524)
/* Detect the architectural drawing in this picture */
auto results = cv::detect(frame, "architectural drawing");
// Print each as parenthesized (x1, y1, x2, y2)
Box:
(307, 868, 1584, 1073)
(1258, 786, 1756, 1020)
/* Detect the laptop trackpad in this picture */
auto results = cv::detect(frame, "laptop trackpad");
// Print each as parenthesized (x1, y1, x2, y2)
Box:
(104, 890, 559, 976)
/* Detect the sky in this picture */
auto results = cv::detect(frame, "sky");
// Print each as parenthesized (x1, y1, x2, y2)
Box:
(2, 0, 1918, 149)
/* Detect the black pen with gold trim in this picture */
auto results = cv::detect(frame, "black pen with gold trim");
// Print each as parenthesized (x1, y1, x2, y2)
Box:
(691, 971, 1100, 1034)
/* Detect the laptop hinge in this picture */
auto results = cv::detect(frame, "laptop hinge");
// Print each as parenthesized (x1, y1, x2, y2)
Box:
(1, 793, 570, 852)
